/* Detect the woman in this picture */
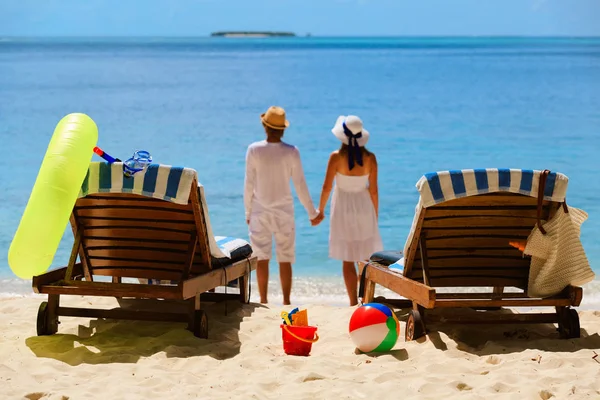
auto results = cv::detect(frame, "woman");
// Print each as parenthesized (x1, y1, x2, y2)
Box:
(315, 115, 383, 306)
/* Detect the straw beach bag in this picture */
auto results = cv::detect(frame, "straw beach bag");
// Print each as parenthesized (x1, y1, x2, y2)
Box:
(524, 171, 595, 298)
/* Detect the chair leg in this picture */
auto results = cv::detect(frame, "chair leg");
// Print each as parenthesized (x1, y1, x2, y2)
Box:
(47, 294, 60, 333)
(556, 306, 581, 339)
(187, 294, 199, 330)
(239, 272, 250, 304)
(111, 277, 123, 300)
(362, 279, 376, 304)
(38, 294, 60, 336)
(187, 294, 208, 339)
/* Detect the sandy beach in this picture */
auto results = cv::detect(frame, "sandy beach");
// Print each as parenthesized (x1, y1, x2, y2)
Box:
(1, 294, 599, 400)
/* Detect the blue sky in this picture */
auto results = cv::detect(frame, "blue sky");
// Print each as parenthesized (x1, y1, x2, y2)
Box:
(1, 0, 599, 37)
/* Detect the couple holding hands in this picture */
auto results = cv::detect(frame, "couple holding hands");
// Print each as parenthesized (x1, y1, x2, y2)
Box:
(244, 106, 383, 306)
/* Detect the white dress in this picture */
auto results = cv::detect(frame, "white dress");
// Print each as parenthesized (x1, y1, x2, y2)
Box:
(329, 173, 383, 262)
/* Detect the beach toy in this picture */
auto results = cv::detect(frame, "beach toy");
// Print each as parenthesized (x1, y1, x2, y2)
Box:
(281, 311, 292, 326)
(280, 308, 319, 356)
(8, 113, 98, 279)
(349, 303, 399, 353)
(123, 150, 152, 177)
(281, 307, 308, 326)
(288, 307, 298, 322)
(281, 325, 319, 356)
(93, 146, 121, 163)
(93, 147, 152, 178)
(293, 309, 308, 326)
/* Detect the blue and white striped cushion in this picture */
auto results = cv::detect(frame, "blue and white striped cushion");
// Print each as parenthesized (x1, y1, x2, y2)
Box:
(416, 169, 568, 208)
(215, 236, 251, 258)
(79, 162, 197, 205)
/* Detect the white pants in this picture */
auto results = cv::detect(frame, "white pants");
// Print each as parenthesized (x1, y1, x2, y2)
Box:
(248, 210, 295, 263)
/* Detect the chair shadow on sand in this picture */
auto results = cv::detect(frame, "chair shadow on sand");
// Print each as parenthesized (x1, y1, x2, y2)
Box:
(390, 305, 600, 356)
(25, 299, 266, 366)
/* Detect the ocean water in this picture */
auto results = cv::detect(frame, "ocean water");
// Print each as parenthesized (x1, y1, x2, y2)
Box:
(1, 37, 599, 306)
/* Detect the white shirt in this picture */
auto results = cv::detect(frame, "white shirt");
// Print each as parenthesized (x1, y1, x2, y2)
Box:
(244, 140, 318, 221)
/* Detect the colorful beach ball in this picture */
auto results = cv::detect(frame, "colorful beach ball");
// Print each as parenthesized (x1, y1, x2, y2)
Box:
(349, 303, 399, 353)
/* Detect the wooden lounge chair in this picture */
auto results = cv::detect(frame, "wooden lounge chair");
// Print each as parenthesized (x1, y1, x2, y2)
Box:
(32, 162, 257, 338)
(359, 169, 587, 341)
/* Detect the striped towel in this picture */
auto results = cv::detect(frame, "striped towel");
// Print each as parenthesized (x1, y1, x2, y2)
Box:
(416, 169, 568, 208)
(79, 162, 196, 205)
(79, 162, 228, 259)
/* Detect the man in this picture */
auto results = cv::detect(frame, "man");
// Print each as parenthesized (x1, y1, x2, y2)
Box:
(244, 106, 321, 305)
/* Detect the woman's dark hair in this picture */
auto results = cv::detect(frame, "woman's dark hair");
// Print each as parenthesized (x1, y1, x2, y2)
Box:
(339, 143, 371, 157)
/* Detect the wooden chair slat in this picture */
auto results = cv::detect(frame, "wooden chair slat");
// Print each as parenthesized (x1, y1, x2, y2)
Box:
(76, 208, 194, 221)
(90, 267, 184, 280)
(425, 237, 529, 248)
(77, 218, 195, 230)
(427, 268, 529, 278)
(422, 277, 528, 288)
(415, 248, 523, 258)
(425, 207, 548, 218)
(423, 216, 539, 229)
(83, 227, 191, 241)
(84, 238, 189, 249)
(424, 257, 531, 268)
(437, 193, 550, 207)
(76, 197, 191, 210)
(87, 248, 188, 262)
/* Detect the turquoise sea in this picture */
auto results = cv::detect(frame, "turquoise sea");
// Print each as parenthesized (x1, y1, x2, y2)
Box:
(1, 37, 599, 305)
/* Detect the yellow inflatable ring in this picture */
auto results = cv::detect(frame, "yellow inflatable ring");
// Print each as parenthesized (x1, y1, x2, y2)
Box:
(8, 113, 98, 279)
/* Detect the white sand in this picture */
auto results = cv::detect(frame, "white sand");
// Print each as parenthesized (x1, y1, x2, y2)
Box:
(1, 295, 600, 400)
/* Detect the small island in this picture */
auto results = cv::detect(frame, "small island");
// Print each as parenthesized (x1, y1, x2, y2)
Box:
(210, 31, 296, 38)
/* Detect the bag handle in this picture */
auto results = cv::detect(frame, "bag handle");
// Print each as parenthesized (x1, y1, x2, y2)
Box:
(562, 198, 569, 214)
(282, 325, 319, 343)
(536, 170, 570, 234)
(536, 169, 550, 235)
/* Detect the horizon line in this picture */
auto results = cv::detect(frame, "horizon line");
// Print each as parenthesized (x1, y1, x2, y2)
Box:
(2, 34, 600, 39)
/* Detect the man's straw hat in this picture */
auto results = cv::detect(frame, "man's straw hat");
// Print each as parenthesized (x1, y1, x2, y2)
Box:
(261, 106, 290, 130)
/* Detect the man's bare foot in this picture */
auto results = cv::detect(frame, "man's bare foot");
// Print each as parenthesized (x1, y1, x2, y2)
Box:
(283, 299, 291, 305)
(260, 298, 268, 304)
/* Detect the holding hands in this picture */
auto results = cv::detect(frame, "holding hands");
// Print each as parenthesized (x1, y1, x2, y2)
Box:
(248, 213, 324, 227)
(311, 209, 325, 226)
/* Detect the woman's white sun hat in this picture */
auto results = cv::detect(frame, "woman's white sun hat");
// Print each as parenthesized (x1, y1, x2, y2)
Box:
(331, 115, 370, 147)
